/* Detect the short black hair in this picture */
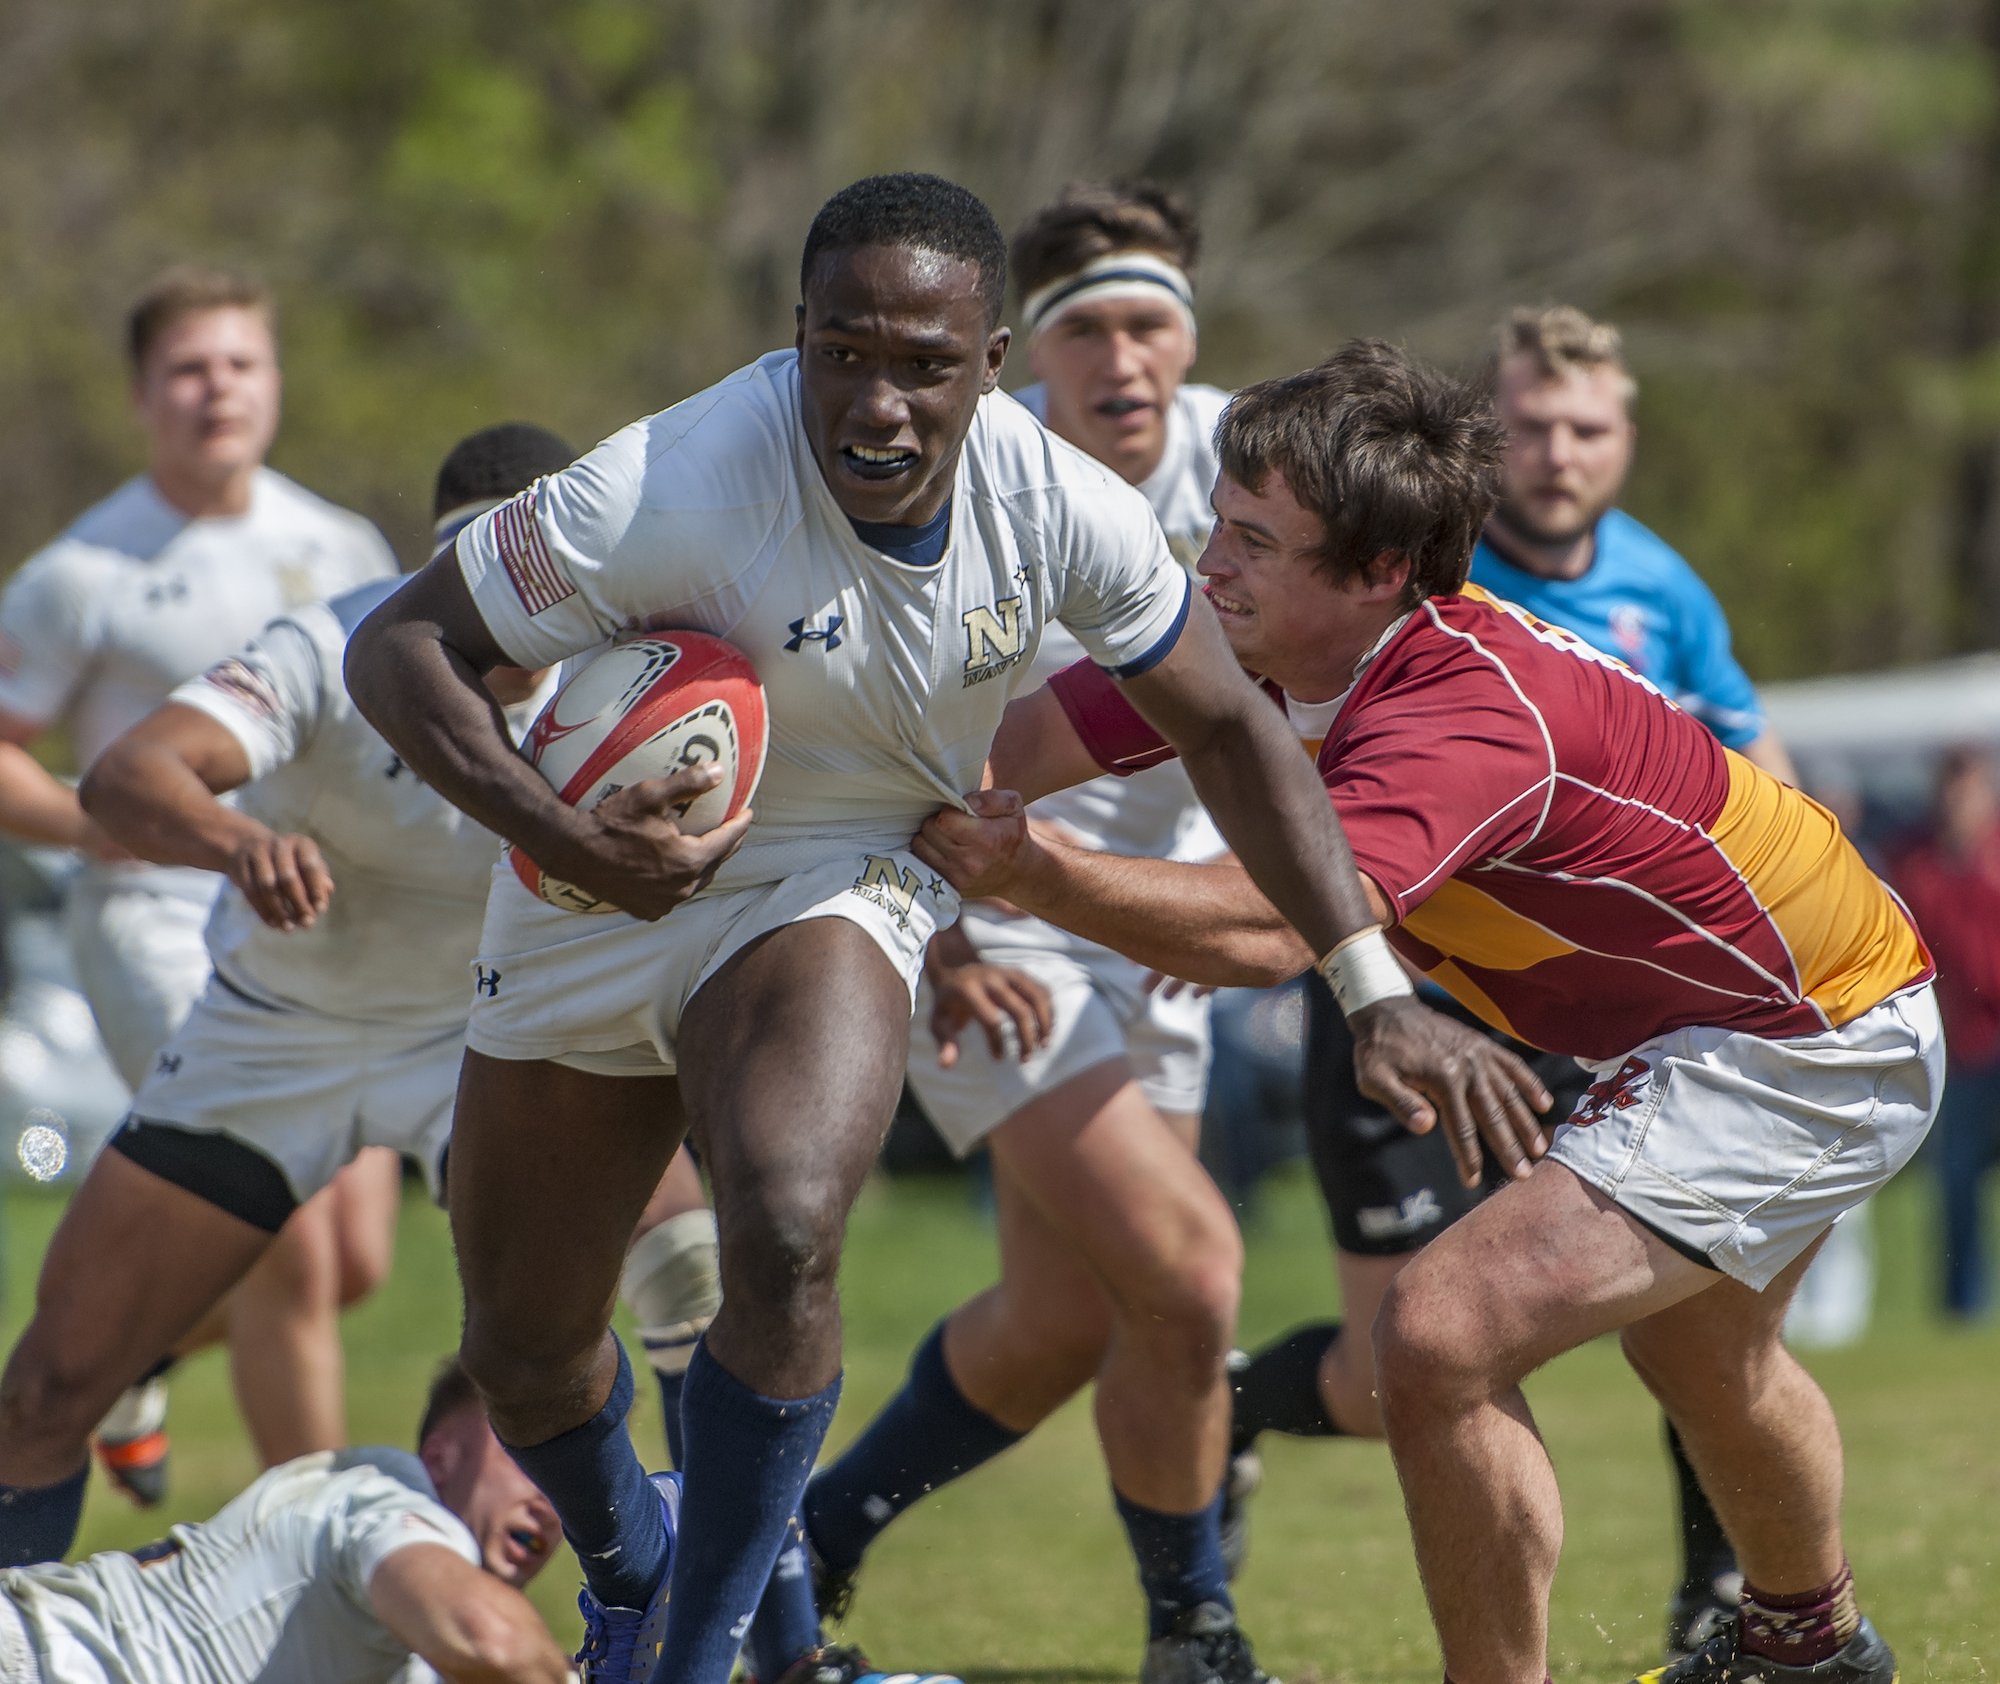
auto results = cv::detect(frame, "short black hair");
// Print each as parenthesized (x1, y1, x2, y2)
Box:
(1217, 340, 1506, 606)
(416, 1355, 483, 1449)
(800, 173, 1008, 329)
(433, 424, 578, 519)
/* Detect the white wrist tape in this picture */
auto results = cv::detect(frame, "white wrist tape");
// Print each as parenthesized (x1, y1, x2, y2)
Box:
(1316, 925, 1413, 1017)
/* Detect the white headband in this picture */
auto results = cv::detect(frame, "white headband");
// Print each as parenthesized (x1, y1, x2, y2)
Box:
(1022, 251, 1197, 341)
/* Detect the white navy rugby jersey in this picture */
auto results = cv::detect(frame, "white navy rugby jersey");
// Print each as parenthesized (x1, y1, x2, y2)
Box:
(0, 468, 396, 898)
(0, 1448, 474, 1684)
(171, 579, 557, 1026)
(1009, 381, 1229, 864)
(454, 349, 1192, 901)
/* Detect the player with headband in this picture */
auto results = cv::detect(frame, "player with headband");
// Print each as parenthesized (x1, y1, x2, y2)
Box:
(745, 183, 1261, 1684)
(344, 174, 1546, 1684)
(920, 342, 1934, 1684)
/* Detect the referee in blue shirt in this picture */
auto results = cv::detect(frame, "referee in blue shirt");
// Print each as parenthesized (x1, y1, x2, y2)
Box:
(1470, 304, 1797, 784)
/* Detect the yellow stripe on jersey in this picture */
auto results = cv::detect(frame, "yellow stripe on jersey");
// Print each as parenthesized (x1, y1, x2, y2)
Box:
(1401, 878, 1580, 974)
(1708, 752, 1930, 1030)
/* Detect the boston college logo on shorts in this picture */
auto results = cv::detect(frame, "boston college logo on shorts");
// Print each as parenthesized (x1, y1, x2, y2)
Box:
(1571, 1055, 1651, 1127)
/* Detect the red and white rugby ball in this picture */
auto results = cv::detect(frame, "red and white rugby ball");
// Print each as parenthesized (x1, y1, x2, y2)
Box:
(509, 632, 768, 914)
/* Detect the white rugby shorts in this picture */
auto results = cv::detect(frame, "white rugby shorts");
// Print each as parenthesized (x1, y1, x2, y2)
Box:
(128, 980, 462, 1203)
(907, 911, 1213, 1157)
(1548, 983, 1942, 1291)
(464, 848, 958, 1077)
(65, 870, 218, 1091)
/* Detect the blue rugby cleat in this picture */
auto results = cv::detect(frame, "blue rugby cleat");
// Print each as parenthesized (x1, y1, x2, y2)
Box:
(771, 1643, 963, 1684)
(574, 1471, 681, 1684)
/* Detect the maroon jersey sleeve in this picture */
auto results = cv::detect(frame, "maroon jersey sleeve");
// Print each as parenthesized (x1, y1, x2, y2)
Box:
(1328, 652, 1556, 921)
(1047, 657, 1180, 774)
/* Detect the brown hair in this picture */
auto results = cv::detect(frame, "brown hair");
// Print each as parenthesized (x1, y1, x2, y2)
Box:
(416, 1355, 484, 1450)
(1492, 304, 1636, 403)
(126, 266, 274, 375)
(1011, 181, 1200, 303)
(1216, 340, 1506, 605)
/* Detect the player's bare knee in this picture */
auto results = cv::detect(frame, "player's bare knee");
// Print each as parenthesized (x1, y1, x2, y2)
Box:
(720, 1185, 846, 1311)
(0, 1334, 124, 1446)
(1372, 1269, 1487, 1419)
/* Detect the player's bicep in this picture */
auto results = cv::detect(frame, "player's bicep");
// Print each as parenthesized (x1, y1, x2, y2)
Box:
(110, 703, 256, 795)
(362, 553, 514, 677)
(1112, 589, 1268, 754)
(987, 685, 1104, 804)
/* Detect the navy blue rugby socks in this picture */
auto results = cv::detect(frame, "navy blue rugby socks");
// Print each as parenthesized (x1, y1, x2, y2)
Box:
(499, 1339, 670, 1611)
(657, 1343, 841, 1684)
(1115, 1483, 1235, 1639)
(0, 1464, 87, 1568)
(802, 1319, 1024, 1574)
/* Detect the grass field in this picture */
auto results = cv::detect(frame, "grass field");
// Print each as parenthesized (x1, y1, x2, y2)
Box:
(6, 1162, 1996, 1683)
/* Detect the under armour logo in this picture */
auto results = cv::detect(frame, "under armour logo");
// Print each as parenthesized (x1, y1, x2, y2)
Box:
(474, 966, 502, 998)
(155, 1052, 182, 1076)
(144, 577, 190, 609)
(384, 754, 408, 780)
(786, 616, 843, 652)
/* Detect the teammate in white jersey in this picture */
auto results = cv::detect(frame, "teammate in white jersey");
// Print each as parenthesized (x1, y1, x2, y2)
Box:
(0, 267, 400, 1503)
(0, 1356, 571, 1684)
(0, 427, 570, 1571)
(344, 173, 1540, 1684)
(761, 184, 1263, 1684)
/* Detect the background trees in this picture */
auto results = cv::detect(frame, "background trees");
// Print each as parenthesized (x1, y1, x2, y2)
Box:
(5, 0, 1997, 679)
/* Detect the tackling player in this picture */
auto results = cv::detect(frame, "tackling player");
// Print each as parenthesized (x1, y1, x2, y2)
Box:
(0, 424, 574, 1571)
(921, 341, 1935, 1684)
(0, 267, 399, 1502)
(746, 182, 1254, 1684)
(1232, 306, 1771, 1657)
(343, 174, 1546, 1684)
(0, 1356, 571, 1684)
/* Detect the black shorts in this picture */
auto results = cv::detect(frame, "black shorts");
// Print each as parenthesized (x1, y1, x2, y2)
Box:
(1302, 974, 1589, 1256)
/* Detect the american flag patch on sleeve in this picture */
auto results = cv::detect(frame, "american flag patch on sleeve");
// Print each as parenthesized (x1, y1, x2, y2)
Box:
(494, 489, 576, 617)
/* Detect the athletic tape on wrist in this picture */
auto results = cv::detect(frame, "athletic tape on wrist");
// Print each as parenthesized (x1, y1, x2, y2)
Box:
(1315, 926, 1413, 1017)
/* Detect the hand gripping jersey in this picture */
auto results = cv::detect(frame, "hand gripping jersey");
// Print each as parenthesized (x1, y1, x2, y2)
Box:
(453, 350, 1191, 904)
(0, 1448, 476, 1684)
(169, 579, 557, 1027)
(1050, 585, 1933, 1061)
(1469, 510, 1765, 750)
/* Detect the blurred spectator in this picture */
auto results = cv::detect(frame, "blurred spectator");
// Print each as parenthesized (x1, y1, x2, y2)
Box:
(1892, 745, 2000, 1318)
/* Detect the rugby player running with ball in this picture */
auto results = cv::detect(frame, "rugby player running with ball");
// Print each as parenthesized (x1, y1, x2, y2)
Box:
(344, 175, 1546, 1684)
(746, 181, 1257, 1684)
(923, 341, 1935, 1684)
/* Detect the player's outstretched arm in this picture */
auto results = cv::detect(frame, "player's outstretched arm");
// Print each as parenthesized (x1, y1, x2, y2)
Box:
(0, 708, 127, 858)
(80, 703, 332, 931)
(368, 1542, 571, 1684)
(344, 557, 750, 921)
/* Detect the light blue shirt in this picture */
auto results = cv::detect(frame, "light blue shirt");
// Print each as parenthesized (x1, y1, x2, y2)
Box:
(1468, 508, 1765, 749)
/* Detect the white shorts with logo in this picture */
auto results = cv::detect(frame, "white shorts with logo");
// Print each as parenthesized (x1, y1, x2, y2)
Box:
(129, 979, 462, 1204)
(65, 869, 219, 1092)
(908, 912, 1213, 1157)
(464, 849, 957, 1077)
(1548, 983, 1942, 1291)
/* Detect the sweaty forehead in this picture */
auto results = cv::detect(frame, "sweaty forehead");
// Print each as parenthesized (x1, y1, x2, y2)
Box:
(804, 245, 989, 329)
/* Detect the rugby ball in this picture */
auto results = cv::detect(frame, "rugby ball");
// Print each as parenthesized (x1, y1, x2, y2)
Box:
(509, 632, 768, 914)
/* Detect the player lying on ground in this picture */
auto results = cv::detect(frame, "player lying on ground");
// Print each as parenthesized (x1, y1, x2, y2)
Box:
(0, 425, 574, 1570)
(749, 180, 1267, 1684)
(344, 172, 1547, 1684)
(0, 265, 400, 1505)
(919, 343, 1939, 1684)
(1234, 304, 1767, 1662)
(0, 1355, 570, 1684)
